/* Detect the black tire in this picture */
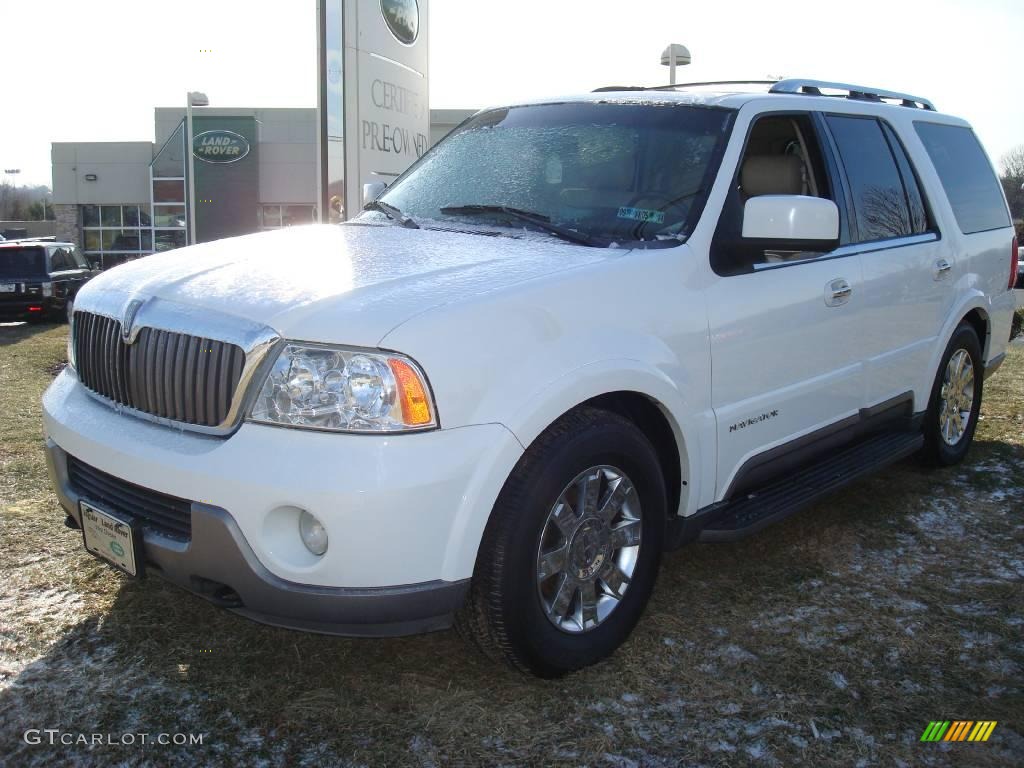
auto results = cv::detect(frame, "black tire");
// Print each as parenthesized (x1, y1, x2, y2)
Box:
(457, 406, 666, 677)
(922, 322, 984, 466)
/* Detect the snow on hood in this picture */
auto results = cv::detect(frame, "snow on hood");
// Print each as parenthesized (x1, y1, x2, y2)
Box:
(79, 223, 615, 346)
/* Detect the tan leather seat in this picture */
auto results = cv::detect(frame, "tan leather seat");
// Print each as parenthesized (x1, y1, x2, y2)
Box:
(740, 154, 804, 197)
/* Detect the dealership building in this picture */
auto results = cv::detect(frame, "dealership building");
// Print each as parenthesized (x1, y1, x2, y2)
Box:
(51, 106, 472, 269)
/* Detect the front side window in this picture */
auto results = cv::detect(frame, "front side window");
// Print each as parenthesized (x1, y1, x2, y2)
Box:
(914, 122, 1010, 235)
(825, 115, 914, 243)
(49, 247, 72, 271)
(711, 111, 837, 275)
(374, 102, 735, 246)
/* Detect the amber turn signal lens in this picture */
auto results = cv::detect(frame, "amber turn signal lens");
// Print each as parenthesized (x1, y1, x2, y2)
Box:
(387, 358, 433, 426)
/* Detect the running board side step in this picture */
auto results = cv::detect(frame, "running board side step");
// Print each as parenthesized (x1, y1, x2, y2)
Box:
(693, 431, 924, 543)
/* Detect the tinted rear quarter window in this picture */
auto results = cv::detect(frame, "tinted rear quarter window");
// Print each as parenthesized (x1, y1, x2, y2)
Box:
(825, 115, 913, 243)
(913, 122, 1009, 234)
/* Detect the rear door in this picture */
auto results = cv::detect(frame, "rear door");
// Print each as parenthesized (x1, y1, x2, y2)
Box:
(820, 115, 953, 411)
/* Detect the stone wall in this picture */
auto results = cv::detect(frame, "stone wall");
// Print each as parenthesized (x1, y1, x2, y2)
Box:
(53, 204, 79, 247)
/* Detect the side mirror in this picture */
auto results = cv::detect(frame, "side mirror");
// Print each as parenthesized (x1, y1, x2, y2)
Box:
(362, 181, 387, 205)
(742, 195, 839, 251)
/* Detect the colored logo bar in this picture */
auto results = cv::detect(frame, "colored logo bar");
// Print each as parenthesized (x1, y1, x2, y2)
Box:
(920, 721, 997, 742)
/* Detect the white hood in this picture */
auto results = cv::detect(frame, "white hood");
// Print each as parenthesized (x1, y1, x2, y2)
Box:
(79, 224, 614, 346)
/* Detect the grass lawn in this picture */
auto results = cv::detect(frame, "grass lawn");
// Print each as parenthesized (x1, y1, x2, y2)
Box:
(1, 321, 1022, 767)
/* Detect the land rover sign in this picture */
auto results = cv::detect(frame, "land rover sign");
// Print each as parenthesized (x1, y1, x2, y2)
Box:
(193, 130, 251, 164)
(381, 0, 418, 44)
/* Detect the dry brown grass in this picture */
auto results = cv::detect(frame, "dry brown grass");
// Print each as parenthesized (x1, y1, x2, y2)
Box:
(1, 322, 1021, 767)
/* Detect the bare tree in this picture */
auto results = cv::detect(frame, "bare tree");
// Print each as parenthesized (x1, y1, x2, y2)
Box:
(1000, 145, 1024, 225)
(1001, 145, 1024, 180)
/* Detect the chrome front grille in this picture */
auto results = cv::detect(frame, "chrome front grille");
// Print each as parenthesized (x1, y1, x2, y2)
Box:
(73, 311, 247, 427)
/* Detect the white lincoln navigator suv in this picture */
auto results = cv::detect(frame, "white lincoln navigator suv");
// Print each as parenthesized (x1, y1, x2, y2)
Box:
(43, 79, 1018, 677)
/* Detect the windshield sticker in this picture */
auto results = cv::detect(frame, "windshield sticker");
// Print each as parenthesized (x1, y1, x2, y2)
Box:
(617, 207, 665, 224)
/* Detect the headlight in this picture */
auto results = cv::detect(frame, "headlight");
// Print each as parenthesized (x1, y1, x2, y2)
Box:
(249, 342, 437, 433)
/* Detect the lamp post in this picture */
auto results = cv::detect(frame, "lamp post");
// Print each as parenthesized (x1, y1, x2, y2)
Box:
(660, 44, 692, 85)
(185, 91, 209, 245)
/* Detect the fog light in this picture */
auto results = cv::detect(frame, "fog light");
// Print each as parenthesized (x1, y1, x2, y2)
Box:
(298, 510, 328, 556)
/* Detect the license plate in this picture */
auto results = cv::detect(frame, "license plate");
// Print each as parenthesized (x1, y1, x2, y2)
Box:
(0, 284, 15, 293)
(80, 500, 143, 577)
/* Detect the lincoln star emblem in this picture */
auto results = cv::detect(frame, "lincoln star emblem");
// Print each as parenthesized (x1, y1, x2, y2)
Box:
(122, 299, 144, 344)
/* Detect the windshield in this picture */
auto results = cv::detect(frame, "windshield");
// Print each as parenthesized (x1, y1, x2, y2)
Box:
(0, 247, 46, 278)
(372, 102, 734, 246)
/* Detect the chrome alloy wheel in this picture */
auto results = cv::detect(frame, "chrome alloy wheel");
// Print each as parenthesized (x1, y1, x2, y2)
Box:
(535, 465, 642, 633)
(939, 349, 975, 446)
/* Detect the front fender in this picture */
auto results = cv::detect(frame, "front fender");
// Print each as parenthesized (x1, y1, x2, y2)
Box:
(504, 357, 713, 517)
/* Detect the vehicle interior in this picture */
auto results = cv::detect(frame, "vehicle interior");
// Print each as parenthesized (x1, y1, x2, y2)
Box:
(712, 113, 837, 273)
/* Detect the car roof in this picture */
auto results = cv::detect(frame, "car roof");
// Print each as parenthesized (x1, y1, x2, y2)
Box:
(0, 241, 74, 249)
(482, 79, 967, 124)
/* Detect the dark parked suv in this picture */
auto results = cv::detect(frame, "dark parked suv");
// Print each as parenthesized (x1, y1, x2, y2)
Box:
(0, 242, 96, 323)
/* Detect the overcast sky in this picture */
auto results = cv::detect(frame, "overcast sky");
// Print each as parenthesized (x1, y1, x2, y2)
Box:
(2, 0, 1021, 187)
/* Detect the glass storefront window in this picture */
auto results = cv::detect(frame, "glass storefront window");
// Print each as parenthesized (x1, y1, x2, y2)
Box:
(101, 205, 122, 227)
(81, 203, 155, 266)
(152, 121, 186, 179)
(123, 204, 152, 227)
(152, 205, 186, 227)
(112, 231, 143, 251)
(261, 205, 282, 228)
(284, 205, 316, 226)
(261, 204, 317, 230)
(155, 230, 186, 252)
(153, 180, 185, 203)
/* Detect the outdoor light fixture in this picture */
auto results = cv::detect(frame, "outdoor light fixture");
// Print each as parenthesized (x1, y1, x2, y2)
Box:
(84, 174, 98, 181)
(660, 43, 692, 85)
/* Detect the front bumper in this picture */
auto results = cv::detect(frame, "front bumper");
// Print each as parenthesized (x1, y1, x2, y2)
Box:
(42, 370, 524, 636)
(48, 441, 468, 636)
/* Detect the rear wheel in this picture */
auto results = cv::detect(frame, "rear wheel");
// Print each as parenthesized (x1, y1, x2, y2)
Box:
(457, 407, 666, 677)
(922, 323, 983, 466)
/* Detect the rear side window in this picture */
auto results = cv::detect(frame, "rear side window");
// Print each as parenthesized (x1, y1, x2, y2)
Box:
(825, 115, 915, 243)
(914, 122, 1010, 234)
(881, 123, 930, 235)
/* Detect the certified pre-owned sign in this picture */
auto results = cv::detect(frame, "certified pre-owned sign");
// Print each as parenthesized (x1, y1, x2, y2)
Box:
(193, 130, 250, 164)
(381, 0, 419, 45)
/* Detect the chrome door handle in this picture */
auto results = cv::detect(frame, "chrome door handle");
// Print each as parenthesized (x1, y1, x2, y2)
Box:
(825, 278, 852, 306)
(934, 258, 952, 279)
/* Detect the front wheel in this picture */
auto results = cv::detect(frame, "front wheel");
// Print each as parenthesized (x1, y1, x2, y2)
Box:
(457, 407, 666, 677)
(922, 322, 983, 466)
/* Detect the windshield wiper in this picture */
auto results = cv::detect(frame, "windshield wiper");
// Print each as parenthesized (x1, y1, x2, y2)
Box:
(439, 205, 603, 247)
(363, 200, 420, 229)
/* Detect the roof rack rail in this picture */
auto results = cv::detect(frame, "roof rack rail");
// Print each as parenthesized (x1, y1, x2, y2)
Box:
(769, 78, 935, 111)
(648, 80, 779, 91)
(592, 80, 778, 93)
